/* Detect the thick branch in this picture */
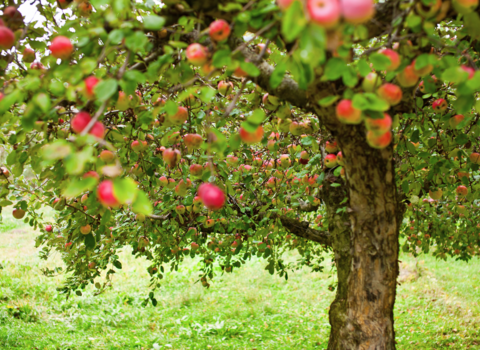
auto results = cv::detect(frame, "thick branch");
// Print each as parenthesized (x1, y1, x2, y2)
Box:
(278, 215, 332, 246)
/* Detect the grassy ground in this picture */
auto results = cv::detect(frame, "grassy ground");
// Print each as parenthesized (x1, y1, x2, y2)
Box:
(1, 207, 479, 349)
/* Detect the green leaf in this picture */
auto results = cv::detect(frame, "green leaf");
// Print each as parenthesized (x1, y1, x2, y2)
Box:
(370, 53, 392, 71)
(41, 140, 72, 160)
(240, 121, 259, 133)
(239, 61, 260, 77)
(352, 93, 390, 112)
(165, 99, 178, 116)
(65, 147, 93, 175)
(318, 95, 339, 107)
(411, 130, 420, 143)
(132, 190, 153, 216)
(281, 1, 307, 42)
(212, 49, 232, 68)
(113, 177, 138, 204)
(324, 58, 347, 81)
(357, 59, 371, 77)
(455, 134, 469, 145)
(33, 93, 51, 113)
(125, 31, 149, 52)
(94, 79, 118, 102)
(84, 233, 96, 250)
(143, 15, 165, 30)
(246, 109, 266, 125)
(63, 177, 98, 198)
(342, 66, 358, 87)
(270, 61, 287, 89)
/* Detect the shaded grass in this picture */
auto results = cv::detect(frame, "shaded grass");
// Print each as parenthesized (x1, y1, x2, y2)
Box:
(0, 208, 479, 349)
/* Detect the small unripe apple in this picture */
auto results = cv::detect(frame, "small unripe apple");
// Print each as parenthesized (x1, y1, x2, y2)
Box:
(429, 189, 442, 200)
(362, 72, 382, 92)
(12, 208, 26, 219)
(49, 36, 74, 59)
(204, 219, 215, 228)
(131, 140, 148, 153)
(80, 224, 91, 235)
(209, 19, 230, 41)
(175, 205, 186, 215)
(218, 81, 234, 95)
(99, 150, 115, 162)
(337, 152, 344, 166)
(189, 164, 203, 177)
(325, 140, 338, 153)
(456, 185, 468, 196)
(22, 48, 35, 63)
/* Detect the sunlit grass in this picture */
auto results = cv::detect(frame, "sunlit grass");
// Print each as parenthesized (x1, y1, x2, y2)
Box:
(1, 209, 479, 349)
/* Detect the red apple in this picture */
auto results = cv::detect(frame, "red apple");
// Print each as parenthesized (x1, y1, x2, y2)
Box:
(460, 65, 475, 79)
(239, 126, 264, 144)
(340, 0, 375, 24)
(456, 185, 468, 196)
(49, 36, 74, 59)
(335, 99, 362, 124)
(377, 83, 402, 106)
(45, 225, 53, 232)
(209, 19, 230, 41)
(83, 76, 99, 99)
(0, 26, 15, 50)
(83, 171, 100, 180)
(184, 133, 203, 150)
(131, 140, 148, 153)
(186, 43, 208, 66)
(97, 180, 120, 207)
(198, 183, 225, 211)
(163, 148, 181, 168)
(432, 98, 447, 113)
(325, 154, 337, 168)
(366, 130, 392, 149)
(365, 113, 392, 135)
(189, 164, 203, 177)
(378, 48, 400, 71)
(337, 151, 344, 166)
(307, 0, 341, 28)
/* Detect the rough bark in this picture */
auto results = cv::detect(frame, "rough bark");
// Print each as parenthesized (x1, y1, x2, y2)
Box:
(329, 127, 400, 350)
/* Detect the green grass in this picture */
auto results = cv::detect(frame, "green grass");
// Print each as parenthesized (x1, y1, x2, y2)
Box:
(1, 206, 480, 349)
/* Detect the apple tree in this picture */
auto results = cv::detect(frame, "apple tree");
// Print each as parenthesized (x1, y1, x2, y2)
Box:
(1, 0, 480, 348)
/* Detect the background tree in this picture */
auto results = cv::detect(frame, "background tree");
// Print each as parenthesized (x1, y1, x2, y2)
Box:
(1, 0, 480, 348)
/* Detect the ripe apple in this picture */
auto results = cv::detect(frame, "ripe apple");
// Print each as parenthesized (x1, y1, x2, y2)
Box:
(0, 26, 15, 50)
(289, 121, 303, 136)
(239, 126, 264, 144)
(90, 122, 105, 138)
(159, 176, 168, 186)
(378, 48, 400, 71)
(191, 242, 199, 250)
(396, 64, 419, 87)
(97, 180, 120, 207)
(12, 208, 25, 219)
(80, 224, 91, 235)
(469, 152, 480, 164)
(209, 19, 230, 41)
(335, 99, 362, 124)
(22, 48, 35, 63)
(204, 219, 215, 228)
(45, 225, 53, 232)
(306, 0, 341, 28)
(83, 76, 99, 99)
(365, 113, 392, 135)
(49, 36, 74, 59)
(189, 164, 203, 177)
(278, 154, 291, 168)
(456, 185, 468, 196)
(169, 106, 188, 125)
(449, 114, 464, 129)
(163, 148, 181, 168)
(325, 154, 337, 168)
(71, 111, 105, 138)
(432, 98, 447, 113)
(340, 0, 375, 24)
(366, 130, 392, 149)
(429, 189, 442, 200)
(131, 140, 148, 153)
(362, 72, 382, 92)
(218, 81, 234, 95)
(377, 83, 402, 106)
(184, 133, 203, 150)
(299, 151, 310, 165)
(198, 183, 225, 211)
(99, 150, 115, 162)
(412, 59, 433, 77)
(325, 140, 338, 153)
(186, 43, 208, 66)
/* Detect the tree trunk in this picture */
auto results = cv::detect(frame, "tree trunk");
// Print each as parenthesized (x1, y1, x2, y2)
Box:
(324, 130, 403, 350)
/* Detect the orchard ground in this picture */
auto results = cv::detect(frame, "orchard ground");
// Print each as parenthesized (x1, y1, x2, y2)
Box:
(0, 207, 479, 350)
